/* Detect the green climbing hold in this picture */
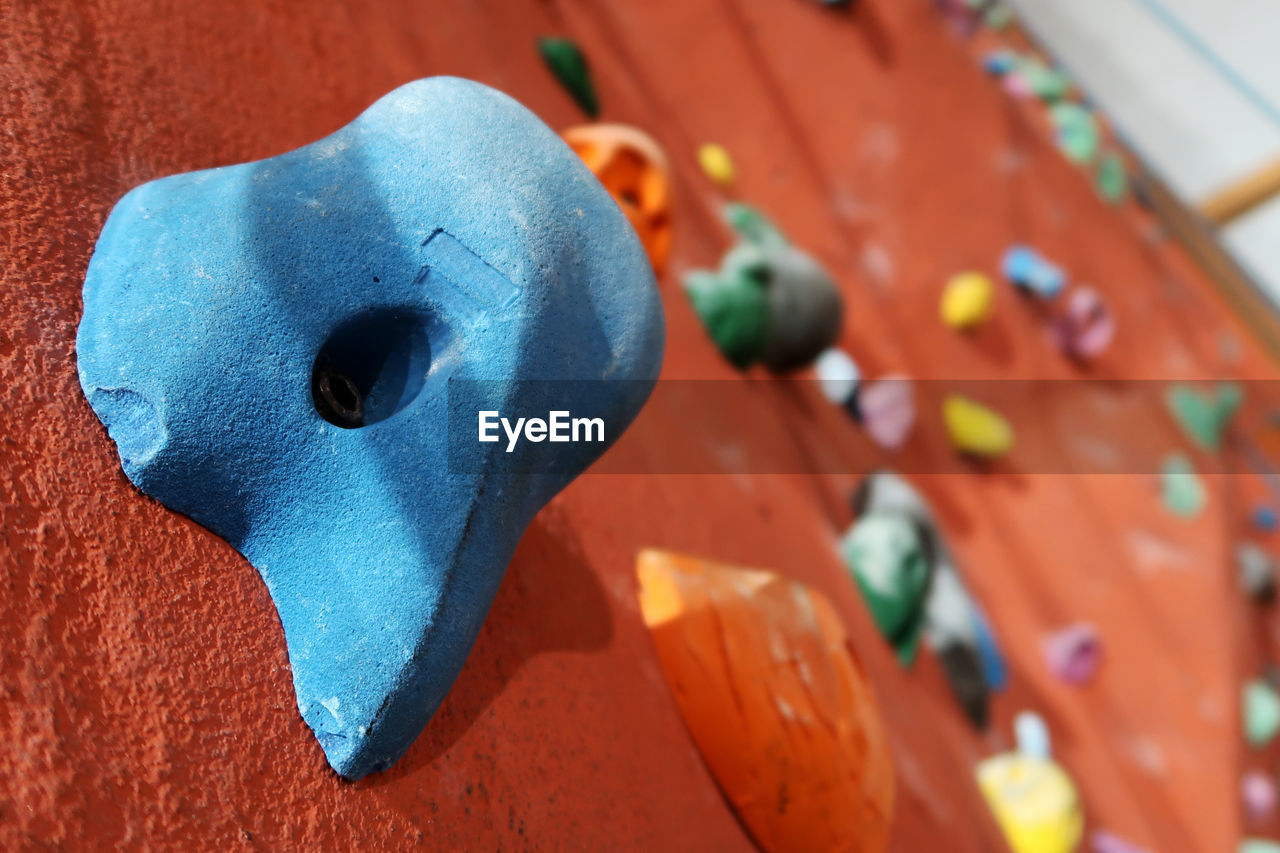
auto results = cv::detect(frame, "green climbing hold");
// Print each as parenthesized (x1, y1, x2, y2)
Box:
(1160, 454, 1205, 518)
(683, 265, 771, 369)
(1241, 840, 1280, 853)
(1021, 59, 1071, 102)
(538, 36, 599, 118)
(1166, 382, 1242, 451)
(984, 3, 1013, 30)
(1096, 152, 1128, 204)
(1244, 679, 1280, 748)
(840, 513, 932, 665)
(724, 202, 788, 249)
(1050, 102, 1099, 164)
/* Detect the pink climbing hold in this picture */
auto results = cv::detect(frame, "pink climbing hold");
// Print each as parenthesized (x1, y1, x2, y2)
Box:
(1003, 72, 1034, 100)
(1049, 286, 1115, 362)
(860, 376, 916, 451)
(1091, 829, 1150, 853)
(1243, 769, 1279, 823)
(1043, 623, 1102, 685)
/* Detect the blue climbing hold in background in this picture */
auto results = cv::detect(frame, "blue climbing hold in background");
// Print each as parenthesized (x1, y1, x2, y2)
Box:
(1001, 244, 1065, 300)
(982, 50, 1018, 76)
(77, 77, 665, 779)
(1255, 504, 1279, 533)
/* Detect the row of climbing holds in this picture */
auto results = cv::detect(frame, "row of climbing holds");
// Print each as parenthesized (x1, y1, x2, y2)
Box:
(1216, 334, 1280, 844)
(1237, 443, 1280, 844)
(942, 249, 1114, 363)
(975, 18, 1131, 205)
(1098, 339, 1240, 526)
(548, 31, 1200, 850)
(635, 549, 894, 853)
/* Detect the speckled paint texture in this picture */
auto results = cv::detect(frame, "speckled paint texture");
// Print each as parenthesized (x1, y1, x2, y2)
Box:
(76, 77, 663, 779)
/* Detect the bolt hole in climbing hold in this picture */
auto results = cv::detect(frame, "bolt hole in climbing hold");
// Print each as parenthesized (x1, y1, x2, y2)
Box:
(311, 307, 431, 429)
(313, 369, 365, 428)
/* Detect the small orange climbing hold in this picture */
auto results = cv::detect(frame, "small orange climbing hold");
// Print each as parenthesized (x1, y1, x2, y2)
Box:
(562, 123, 673, 274)
(636, 549, 895, 853)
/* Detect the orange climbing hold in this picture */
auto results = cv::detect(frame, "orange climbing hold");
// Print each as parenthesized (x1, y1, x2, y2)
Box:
(562, 123, 673, 274)
(635, 549, 895, 853)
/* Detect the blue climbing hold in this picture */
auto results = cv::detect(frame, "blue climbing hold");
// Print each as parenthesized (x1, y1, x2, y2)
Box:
(972, 605, 1009, 691)
(76, 78, 664, 780)
(983, 50, 1018, 76)
(1256, 505, 1280, 532)
(1001, 245, 1065, 299)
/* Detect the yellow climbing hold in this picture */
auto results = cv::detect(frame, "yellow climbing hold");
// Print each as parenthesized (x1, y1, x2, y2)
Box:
(697, 143, 736, 185)
(943, 395, 1013, 457)
(976, 753, 1084, 853)
(941, 272, 995, 330)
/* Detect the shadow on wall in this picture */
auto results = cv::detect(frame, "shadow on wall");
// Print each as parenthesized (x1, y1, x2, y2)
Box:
(358, 510, 615, 786)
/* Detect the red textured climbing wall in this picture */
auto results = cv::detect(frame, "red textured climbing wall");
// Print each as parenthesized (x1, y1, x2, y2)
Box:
(3, 0, 1276, 849)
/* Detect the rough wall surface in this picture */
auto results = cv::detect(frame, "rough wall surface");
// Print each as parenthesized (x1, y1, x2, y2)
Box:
(2, 0, 1274, 849)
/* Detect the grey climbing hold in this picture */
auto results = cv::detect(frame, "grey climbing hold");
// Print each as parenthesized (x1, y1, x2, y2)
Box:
(685, 204, 843, 373)
(1238, 543, 1277, 603)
